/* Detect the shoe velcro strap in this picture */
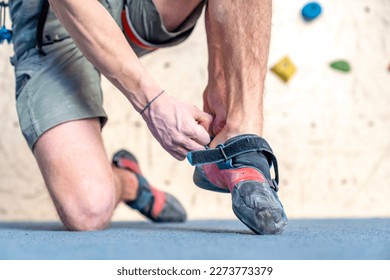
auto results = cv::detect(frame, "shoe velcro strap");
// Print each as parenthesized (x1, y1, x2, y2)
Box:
(187, 135, 280, 186)
(187, 135, 273, 165)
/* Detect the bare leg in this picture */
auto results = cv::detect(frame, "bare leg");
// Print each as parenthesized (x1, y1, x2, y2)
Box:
(34, 118, 138, 231)
(195, 1, 287, 235)
(204, 0, 272, 147)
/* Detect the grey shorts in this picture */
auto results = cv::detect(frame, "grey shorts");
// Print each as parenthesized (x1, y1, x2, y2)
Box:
(10, 0, 205, 150)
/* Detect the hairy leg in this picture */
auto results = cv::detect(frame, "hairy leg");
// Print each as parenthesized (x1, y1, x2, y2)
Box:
(204, 0, 272, 147)
(195, 1, 287, 235)
(34, 118, 138, 231)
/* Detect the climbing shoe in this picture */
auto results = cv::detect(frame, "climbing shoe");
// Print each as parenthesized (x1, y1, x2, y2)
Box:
(113, 150, 187, 223)
(187, 134, 288, 234)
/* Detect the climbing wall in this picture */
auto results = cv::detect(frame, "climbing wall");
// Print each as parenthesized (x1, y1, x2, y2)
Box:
(0, 0, 389, 221)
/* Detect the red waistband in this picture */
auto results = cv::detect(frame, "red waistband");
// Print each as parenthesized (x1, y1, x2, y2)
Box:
(121, 10, 157, 51)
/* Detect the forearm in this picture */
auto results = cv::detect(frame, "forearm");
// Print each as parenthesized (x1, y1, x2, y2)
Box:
(48, 0, 161, 112)
(46, 0, 211, 160)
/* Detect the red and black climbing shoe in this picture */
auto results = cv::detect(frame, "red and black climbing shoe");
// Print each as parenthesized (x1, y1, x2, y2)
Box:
(113, 150, 187, 223)
(187, 134, 288, 235)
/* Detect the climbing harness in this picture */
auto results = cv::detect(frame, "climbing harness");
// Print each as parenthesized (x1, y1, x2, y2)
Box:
(0, 1, 12, 44)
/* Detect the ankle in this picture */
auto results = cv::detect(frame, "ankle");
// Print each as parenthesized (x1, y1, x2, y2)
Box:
(113, 166, 139, 201)
(209, 123, 263, 148)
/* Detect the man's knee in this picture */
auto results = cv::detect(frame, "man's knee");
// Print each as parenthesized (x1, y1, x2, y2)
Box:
(55, 183, 116, 231)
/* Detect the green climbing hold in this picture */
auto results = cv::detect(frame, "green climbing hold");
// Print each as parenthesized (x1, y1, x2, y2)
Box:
(330, 60, 351, 72)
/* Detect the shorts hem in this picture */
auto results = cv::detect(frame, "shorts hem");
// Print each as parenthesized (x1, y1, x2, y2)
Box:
(25, 111, 108, 151)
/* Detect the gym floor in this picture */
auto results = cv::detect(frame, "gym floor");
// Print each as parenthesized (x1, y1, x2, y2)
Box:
(0, 218, 388, 260)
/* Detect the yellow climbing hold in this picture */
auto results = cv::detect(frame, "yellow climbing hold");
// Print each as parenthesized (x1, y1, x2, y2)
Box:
(271, 56, 297, 82)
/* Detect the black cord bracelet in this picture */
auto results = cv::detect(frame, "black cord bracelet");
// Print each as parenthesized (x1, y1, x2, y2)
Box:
(139, 90, 165, 115)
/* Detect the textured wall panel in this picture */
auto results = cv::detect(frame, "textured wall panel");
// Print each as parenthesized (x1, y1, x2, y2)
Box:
(0, 0, 389, 222)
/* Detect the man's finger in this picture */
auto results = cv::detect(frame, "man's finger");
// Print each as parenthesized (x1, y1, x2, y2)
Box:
(170, 142, 204, 161)
(191, 123, 211, 147)
(212, 115, 226, 135)
(194, 110, 213, 133)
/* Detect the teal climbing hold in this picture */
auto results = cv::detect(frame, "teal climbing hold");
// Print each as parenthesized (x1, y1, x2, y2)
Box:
(330, 60, 351, 73)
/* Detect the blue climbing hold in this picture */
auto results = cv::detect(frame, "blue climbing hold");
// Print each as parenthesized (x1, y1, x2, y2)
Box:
(1, 1, 13, 44)
(302, 2, 322, 21)
(0, 26, 12, 44)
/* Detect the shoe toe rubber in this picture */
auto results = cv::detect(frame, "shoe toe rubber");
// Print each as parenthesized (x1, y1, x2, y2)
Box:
(154, 193, 187, 223)
(231, 181, 288, 235)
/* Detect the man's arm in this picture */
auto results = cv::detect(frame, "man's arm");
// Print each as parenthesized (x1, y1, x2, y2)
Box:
(48, 0, 211, 160)
(48, 0, 158, 111)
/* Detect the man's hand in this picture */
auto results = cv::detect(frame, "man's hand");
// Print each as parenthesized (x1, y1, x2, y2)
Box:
(203, 83, 227, 137)
(142, 92, 212, 160)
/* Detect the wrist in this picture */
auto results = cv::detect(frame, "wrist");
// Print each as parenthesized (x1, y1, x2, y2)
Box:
(116, 63, 163, 113)
(139, 90, 165, 115)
